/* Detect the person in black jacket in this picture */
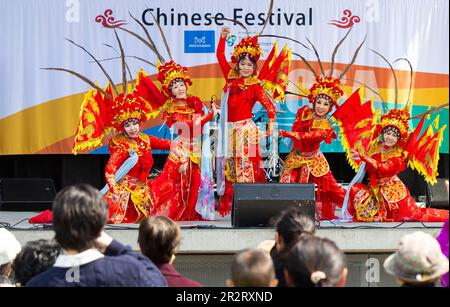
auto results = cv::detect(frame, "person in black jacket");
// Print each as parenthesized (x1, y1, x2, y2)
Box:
(27, 184, 167, 287)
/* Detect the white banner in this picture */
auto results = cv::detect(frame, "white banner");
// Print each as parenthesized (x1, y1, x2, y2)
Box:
(0, 0, 448, 154)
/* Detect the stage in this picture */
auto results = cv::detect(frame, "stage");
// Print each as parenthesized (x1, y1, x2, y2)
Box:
(1, 211, 445, 287)
(1, 211, 444, 253)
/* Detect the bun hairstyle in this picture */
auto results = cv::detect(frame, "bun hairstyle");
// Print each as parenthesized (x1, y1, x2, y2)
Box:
(284, 236, 346, 287)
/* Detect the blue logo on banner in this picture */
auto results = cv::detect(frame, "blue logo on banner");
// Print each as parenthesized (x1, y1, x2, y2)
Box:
(184, 30, 215, 53)
(226, 35, 236, 46)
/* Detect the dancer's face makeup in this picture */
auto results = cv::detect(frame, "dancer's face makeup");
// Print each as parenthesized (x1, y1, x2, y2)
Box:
(315, 97, 332, 116)
(170, 81, 187, 99)
(382, 130, 400, 147)
(238, 56, 256, 78)
(123, 120, 140, 138)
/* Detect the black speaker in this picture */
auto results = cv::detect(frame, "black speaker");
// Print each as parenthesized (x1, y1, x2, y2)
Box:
(0, 178, 56, 211)
(232, 183, 316, 227)
(398, 168, 427, 200)
(426, 178, 449, 209)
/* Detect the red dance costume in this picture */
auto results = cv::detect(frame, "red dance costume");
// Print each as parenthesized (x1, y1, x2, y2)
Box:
(105, 133, 170, 224)
(334, 88, 449, 222)
(348, 141, 448, 222)
(279, 76, 347, 220)
(71, 70, 173, 224)
(216, 35, 279, 216)
(150, 96, 214, 220)
(141, 60, 215, 221)
(280, 105, 345, 220)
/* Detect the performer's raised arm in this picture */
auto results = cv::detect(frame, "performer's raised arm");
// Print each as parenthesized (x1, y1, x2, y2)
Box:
(216, 27, 231, 78)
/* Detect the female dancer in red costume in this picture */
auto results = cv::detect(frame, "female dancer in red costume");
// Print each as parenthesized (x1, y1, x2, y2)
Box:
(279, 76, 346, 220)
(45, 49, 172, 223)
(101, 97, 171, 224)
(335, 54, 449, 222)
(36, 25, 177, 224)
(278, 30, 366, 220)
(216, 26, 283, 216)
(148, 61, 216, 221)
(103, 18, 217, 221)
(346, 108, 449, 222)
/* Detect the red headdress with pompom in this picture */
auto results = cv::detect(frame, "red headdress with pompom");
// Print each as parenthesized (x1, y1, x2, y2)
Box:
(231, 36, 263, 63)
(308, 75, 344, 108)
(374, 108, 410, 140)
(157, 60, 192, 97)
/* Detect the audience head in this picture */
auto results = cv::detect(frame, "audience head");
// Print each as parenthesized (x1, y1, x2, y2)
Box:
(138, 215, 181, 265)
(52, 184, 108, 252)
(13, 239, 62, 286)
(0, 228, 21, 286)
(228, 249, 278, 287)
(271, 206, 315, 252)
(384, 231, 449, 286)
(284, 236, 347, 287)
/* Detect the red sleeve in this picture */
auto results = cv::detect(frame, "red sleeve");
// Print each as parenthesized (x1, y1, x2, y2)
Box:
(105, 146, 128, 193)
(280, 130, 300, 140)
(254, 85, 276, 121)
(299, 129, 328, 142)
(292, 106, 308, 132)
(188, 96, 214, 128)
(186, 110, 215, 130)
(324, 129, 336, 144)
(201, 111, 215, 126)
(361, 155, 406, 177)
(280, 129, 326, 142)
(163, 111, 173, 128)
(149, 136, 171, 150)
(217, 36, 231, 78)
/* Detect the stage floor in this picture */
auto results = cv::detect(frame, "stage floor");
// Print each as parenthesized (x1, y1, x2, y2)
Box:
(1, 211, 445, 254)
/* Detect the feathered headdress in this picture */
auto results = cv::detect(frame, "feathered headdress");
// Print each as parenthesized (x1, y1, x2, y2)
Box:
(42, 30, 167, 154)
(231, 36, 264, 63)
(334, 51, 448, 183)
(293, 27, 367, 111)
(157, 60, 193, 96)
(308, 75, 344, 107)
(374, 108, 411, 140)
(213, 0, 292, 102)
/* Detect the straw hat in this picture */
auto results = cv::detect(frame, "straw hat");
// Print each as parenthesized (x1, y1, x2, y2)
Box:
(384, 231, 449, 283)
(0, 228, 21, 265)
